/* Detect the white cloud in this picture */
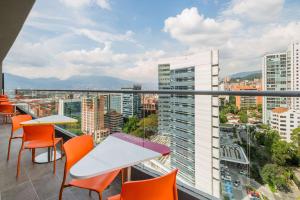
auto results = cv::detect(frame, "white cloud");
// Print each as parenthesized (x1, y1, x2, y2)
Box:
(95, 0, 111, 10)
(163, 5, 300, 76)
(59, 0, 90, 8)
(76, 29, 135, 44)
(60, 0, 111, 10)
(164, 7, 241, 47)
(223, 0, 285, 23)
(58, 42, 130, 66)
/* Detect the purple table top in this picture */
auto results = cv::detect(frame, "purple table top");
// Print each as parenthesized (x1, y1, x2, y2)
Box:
(111, 132, 170, 156)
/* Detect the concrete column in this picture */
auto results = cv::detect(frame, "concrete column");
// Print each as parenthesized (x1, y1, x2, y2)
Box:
(0, 61, 3, 94)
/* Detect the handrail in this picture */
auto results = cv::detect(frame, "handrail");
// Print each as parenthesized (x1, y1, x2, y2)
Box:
(15, 89, 300, 97)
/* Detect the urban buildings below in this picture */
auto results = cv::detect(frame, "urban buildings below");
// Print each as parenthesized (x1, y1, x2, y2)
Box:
(270, 107, 300, 142)
(230, 85, 262, 109)
(121, 85, 142, 118)
(142, 94, 158, 117)
(105, 93, 123, 114)
(104, 110, 123, 133)
(263, 42, 300, 124)
(81, 96, 110, 143)
(157, 51, 220, 198)
(58, 99, 81, 118)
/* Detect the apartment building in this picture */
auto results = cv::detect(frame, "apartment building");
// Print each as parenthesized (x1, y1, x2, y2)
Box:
(158, 51, 220, 198)
(263, 42, 300, 124)
(121, 85, 142, 118)
(230, 85, 262, 109)
(81, 96, 109, 143)
(270, 107, 300, 142)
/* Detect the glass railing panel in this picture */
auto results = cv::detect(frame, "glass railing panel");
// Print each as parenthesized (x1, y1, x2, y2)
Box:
(10, 90, 300, 200)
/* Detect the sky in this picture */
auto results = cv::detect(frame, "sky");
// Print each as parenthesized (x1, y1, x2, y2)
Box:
(4, 0, 300, 85)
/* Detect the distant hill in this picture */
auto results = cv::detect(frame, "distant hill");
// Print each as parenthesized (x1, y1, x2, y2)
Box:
(229, 70, 262, 81)
(4, 73, 137, 90)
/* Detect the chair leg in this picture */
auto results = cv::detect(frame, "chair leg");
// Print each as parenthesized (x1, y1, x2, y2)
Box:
(98, 192, 102, 200)
(89, 190, 92, 196)
(16, 147, 23, 178)
(59, 185, 64, 200)
(7, 137, 12, 161)
(32, 148, 36, 163)
(53, 145, 56, 174)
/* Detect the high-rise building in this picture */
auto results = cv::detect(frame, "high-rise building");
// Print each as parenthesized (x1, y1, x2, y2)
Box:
(58, 99, 81, 118)
(270, 107, 300, 142)
(158, 51, 220, 198)
(81, 96, 109, 143)
(121, 85, 142, 118)
(105, 93, 122, 114)
(263, 52, 289, 124)
(104, 111, 123, 133)
(263, 42, 300, 124)
(289, 42, 300, 109)
(158, 64, 171, 136)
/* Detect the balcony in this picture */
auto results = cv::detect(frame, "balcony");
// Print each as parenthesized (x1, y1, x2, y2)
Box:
(1, 1, 300, 200)
(0, 89, 299, 200)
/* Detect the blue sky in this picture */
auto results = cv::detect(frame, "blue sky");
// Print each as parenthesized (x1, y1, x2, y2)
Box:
(4, 0, 300, 85)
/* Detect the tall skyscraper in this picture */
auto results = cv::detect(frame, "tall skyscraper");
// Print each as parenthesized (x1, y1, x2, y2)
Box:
(158, 51, 220, 198)
(121, 85, 142, 118)
(81, 96, 109, 143)
(263, 42, 300, 124)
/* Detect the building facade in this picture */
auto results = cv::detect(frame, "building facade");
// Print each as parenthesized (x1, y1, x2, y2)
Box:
(104, 111, 123, 133)
(270, 107, 300, 142)
(230, 85, 262, 109)
(121, 85, 142, 118)
(158, 51, 220, 198)
(58, 99, 81, 118)
(263, 52, 289, 124)
(263, 42, 300, 124)
(81, 96, 109, 143)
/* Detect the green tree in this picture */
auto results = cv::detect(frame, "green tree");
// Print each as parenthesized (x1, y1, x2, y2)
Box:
(133, 114, 158, 138)
(292, 127, 300, 153)
(123, 116, 139, 133)
(220, 111, 228, 124)
(239, 110, 248, 123)
(271, 140, 298, 166)
(257, 104, 262, 113)
(261, 164, 292, 192)
(229, 96, 236, 105)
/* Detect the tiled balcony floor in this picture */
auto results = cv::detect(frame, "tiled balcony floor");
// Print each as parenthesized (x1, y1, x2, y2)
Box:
(0, 124, 121, 200)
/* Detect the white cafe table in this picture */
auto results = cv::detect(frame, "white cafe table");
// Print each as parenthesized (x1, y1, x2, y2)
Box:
(70, 133, 170, 181)
(21, 115, 78, 163)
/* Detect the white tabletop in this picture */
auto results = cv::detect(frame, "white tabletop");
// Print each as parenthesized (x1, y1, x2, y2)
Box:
(70, 135, 162, 179)
(20, 115, 78, 126)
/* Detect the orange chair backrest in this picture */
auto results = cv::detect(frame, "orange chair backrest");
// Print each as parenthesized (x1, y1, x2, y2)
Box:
(0, 104, 14, 113)
(120, 169, 178, 200)
(63, 135, 94, 172)
(11, 114, 32, 132)
(0, 95, 8, 98)
(23, 124, 55, 142)
(0, 101, 12, 105)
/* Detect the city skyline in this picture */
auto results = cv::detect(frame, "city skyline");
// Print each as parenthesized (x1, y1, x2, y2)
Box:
(3, 0, 300, 86)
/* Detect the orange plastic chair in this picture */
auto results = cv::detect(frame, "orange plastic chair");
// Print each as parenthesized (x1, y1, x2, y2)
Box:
(59, 135, 120, 200)
(0, 104, 15, 123)
(7, 114, 32, 160)
(16, 124, 63, 177)
(0, 94, 8, 98)
(108, 169, 178, 200)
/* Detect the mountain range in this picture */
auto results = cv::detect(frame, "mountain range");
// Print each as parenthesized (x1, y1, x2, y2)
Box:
(4, 73, 137, 90)
(229, 70, 262, 79)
